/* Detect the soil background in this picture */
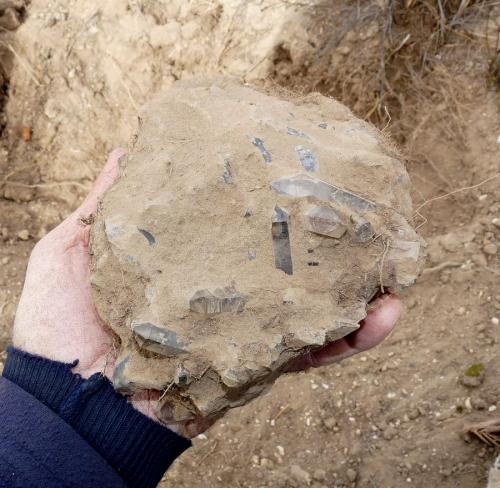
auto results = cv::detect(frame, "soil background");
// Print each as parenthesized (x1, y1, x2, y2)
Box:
(0, 1, 499, 487)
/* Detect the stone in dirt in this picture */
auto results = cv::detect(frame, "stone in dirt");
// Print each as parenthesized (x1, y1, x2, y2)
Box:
(90, 77, 425, 423)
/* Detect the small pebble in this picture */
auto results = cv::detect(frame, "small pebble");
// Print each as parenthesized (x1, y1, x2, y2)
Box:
(1, 257, 10, 265)
(17, 229, 29, 241)
(471, 397, 487, 410)
(471, 253, 487, 267)
(290, 465, 311, 484)
(460, 374, 483, 388)
(323, 417, 337, 430)
(260, 457, 274, 469)
(483, 243, 498, 255)
(408, 408, 420, 420)
(313, 469, 327, 481)
(346, 468, 357, 482)
(0, 7, 20, 30)
(439, 233, 461, 252)
(489, 405, 497, 412)
(383, 426, 397, 440)
(491, 317, 499, 326)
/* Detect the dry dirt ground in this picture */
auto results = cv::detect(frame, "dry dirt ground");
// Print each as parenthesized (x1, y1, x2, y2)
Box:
(1, 1, 499, 487)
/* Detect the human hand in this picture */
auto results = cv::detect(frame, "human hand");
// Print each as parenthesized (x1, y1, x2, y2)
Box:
(11, 149, 173, 428)
(12, 149, 126, 378)
(139, 294, 402, 437)
(12, 149, 402, 437)
(286, 294, 402, 371)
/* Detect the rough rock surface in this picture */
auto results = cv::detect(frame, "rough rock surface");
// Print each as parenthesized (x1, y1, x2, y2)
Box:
(90, 78, 425, 422)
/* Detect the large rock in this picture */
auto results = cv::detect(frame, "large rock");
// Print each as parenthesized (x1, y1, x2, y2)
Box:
(90, 78, 425, 422)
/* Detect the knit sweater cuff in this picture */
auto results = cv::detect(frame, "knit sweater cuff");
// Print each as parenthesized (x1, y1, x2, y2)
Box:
(2, 347, 191, 488)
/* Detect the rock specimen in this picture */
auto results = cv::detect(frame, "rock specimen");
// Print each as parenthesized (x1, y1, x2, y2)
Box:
(90, 78, 425, 422)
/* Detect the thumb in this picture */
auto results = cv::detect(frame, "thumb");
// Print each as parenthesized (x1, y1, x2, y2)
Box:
(36, 149, 126, 250)
(75, 148, 126, 219)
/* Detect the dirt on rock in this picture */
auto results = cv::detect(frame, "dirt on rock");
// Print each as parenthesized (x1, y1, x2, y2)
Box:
(0, 1, 499, 487)
(90, 77, 424, 423)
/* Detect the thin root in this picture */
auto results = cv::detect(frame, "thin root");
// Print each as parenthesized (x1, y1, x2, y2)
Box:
(414, 173, 500, 229)
(378, 238, 391, 293)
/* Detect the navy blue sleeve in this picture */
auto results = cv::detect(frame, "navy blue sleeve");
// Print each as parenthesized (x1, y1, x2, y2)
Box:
(0, 376, 129, 488)
(0, 348, 191, 488)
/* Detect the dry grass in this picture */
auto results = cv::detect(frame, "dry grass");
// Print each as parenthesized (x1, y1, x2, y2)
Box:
(268, 0, 499, 231)
(270, 0, 499, 148)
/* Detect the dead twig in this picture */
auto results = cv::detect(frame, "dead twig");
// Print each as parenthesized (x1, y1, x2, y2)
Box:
(415, 152, 454, 190)
(4, 180, 90, 190)
(198, 440, 219, 464)
(465, 417, 500, 446)
(158, 380, 175, 402)
(421, 261, 462, 275)
(378, 238, 391, 293)
(436, 0, 447, 40)
(65, 10, 101, 59)
(272, 404, 291, 421)
(0, 163, 37, 188)
(0, 42, 41, 86)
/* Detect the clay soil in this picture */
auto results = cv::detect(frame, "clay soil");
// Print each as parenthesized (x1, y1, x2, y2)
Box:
(0, 2, 499, 488)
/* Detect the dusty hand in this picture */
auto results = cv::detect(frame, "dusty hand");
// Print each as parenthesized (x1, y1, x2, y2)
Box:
(13, 149, 126, 378)
(12, 149, 402, 436)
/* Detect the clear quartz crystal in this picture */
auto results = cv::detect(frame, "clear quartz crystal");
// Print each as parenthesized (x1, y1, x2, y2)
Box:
(296, 146, 319, 172)
(132, 321, 187, 356)
(272, 174, 377, 213)
(251, 137, 272, 163)
(189, 287, 247, 314)
(306, 206, 347, 238)
(272, 205, 293, 275)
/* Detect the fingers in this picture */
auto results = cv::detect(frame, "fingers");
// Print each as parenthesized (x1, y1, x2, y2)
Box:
(44, 148, 126, 248)
(76, 148, 126, 218)
(347, 294, 402, 352)
(287, 294, 403, 371)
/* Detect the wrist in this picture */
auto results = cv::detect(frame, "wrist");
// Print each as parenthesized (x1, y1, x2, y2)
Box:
(2, 347, 191, 488)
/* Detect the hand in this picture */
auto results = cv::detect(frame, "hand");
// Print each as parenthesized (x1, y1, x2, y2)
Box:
(13, 149, 126, 378)
(12, 149, 402, 437)
(286, 294, 402, 371)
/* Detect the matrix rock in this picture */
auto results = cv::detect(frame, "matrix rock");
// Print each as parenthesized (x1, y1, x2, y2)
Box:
(90, 78, 425, 422)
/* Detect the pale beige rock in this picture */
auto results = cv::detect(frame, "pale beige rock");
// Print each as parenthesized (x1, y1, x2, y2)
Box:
(17, 229, 29, 240)
(90, 78, 425, 422)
